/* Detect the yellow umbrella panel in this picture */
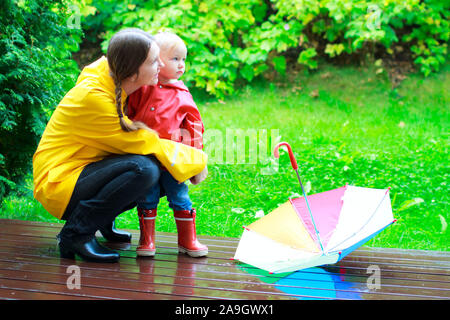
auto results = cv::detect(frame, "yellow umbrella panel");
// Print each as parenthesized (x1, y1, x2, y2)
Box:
(248, 201, 319, 252)
(233, 200, 329, 273)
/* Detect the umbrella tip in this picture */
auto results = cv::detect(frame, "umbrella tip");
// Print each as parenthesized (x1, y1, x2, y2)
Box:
(242, 226, 250, 231)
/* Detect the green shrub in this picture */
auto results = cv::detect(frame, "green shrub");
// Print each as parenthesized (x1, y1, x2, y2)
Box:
(80, 0, 448, 98)
(0, 0, 82, 203)
(269, 0, 449, 76)
(95, 0, 263, 98)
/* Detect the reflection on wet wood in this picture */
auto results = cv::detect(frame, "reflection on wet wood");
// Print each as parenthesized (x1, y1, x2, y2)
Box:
(0, 219, 448, 300)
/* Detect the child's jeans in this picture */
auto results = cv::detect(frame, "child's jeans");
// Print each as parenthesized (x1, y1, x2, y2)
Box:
(137, 169, 192, 211)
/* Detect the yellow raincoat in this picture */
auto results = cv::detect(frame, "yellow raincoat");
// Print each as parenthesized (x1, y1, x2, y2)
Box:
(33, 57, 207, 219)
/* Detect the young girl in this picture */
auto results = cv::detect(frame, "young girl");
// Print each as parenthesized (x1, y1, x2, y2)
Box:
(128, 32, 208, 258)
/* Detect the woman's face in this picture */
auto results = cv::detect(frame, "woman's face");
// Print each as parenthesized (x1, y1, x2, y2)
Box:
(135, 44, 163, 87)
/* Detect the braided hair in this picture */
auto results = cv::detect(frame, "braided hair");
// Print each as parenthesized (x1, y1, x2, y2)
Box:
(107, 28, 155, 132)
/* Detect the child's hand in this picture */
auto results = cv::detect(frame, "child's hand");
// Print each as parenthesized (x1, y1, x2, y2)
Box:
(190, 165, 208, 185)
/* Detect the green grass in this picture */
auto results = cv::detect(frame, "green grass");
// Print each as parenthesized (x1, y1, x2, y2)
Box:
(1, 62, 449, 251)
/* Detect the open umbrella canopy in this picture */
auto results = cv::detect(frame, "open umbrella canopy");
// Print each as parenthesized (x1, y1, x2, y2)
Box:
(234, 142, 395, 273)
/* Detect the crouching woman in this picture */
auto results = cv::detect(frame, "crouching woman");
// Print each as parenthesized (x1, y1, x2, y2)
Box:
(33, 28, 207, 263)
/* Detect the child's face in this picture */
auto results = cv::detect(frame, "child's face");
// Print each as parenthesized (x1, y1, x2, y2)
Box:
(158, 41, 187, 83)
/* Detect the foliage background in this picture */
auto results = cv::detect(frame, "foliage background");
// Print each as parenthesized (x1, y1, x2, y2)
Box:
(0, 0, 81, 202)
(77, 0, 449, 98)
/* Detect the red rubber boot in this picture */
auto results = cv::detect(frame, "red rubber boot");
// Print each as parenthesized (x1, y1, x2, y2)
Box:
(136, 208, 157, 257)
(173, 208, 208, 257)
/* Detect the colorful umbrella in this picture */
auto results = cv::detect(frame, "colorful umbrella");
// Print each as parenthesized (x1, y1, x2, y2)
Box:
(234, 142, 395, 273)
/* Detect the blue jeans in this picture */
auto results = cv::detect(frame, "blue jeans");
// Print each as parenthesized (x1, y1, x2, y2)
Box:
(137, 169, 192, 211)
(60, 154, 161, 242)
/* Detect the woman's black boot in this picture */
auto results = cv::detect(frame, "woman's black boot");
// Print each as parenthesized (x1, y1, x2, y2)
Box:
(98, 220, 132, 243)
(59, 235, 120, 263)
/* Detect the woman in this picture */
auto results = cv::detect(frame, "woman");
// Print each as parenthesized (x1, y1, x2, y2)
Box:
(33, 28, 208, 263)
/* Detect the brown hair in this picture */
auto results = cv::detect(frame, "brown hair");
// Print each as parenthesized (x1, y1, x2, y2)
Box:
(107, 28, 155, 132)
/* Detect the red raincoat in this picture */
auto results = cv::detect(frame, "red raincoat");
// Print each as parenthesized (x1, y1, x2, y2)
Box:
(127, 81, 204, 150)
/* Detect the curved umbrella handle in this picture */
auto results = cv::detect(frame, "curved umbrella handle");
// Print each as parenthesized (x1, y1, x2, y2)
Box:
(274, 141, 324, 252)
(273, 142, 298, 171)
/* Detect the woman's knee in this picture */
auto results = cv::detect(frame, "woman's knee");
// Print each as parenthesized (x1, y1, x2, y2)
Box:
(128, 155, 161, 188)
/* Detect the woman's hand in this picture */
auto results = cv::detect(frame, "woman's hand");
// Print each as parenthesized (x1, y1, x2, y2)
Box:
(190, 165, 208, 185)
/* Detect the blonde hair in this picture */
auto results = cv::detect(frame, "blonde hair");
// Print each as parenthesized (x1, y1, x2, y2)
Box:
(154, 31, 186, 54)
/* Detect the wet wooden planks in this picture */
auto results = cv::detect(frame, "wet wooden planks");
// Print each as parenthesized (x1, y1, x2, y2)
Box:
(0, 219, 448, 300)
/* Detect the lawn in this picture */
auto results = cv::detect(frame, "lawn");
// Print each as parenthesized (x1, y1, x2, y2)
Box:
(1, 62, 448, 251)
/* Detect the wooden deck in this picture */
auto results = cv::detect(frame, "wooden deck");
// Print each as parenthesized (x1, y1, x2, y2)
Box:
(0, 218, 449, 300)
